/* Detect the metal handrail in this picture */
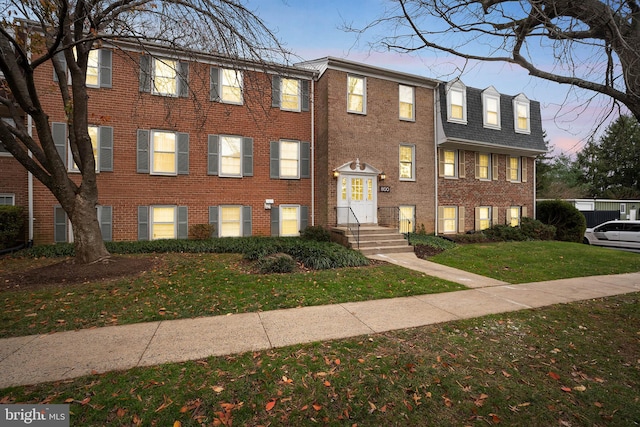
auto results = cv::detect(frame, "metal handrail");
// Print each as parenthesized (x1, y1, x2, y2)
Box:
(336, 206, 361, 248)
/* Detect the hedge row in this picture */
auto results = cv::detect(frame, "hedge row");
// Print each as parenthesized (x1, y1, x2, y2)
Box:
(18, 237, 370, 270)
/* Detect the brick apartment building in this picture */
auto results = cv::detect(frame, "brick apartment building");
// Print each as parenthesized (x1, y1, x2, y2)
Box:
(1, 44, 546, 245)
(435, 80, 547, 233)
(2, 41, 316, 244)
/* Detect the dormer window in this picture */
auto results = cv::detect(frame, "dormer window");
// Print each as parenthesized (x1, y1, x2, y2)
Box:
(446, 80, 467, 124)
(514, 94, 531, 134)
(482, 86, 501, 129)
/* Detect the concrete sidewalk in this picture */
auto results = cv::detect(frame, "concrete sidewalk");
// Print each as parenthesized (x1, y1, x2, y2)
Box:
(1, 253, 639, 389)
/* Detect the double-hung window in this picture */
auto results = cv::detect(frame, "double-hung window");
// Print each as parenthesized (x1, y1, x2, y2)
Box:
(508, 206, 522, 227)
(271, 76, 309, 111)
(514, 94, 531, 134)
(439, 148, 464, 178)
(152, 131, 177, 174)
(347, 75, 365, 114)
(54, 48, 112, 88)
(446, 80, 466, 123)
(221, 68, 243, 104)
(139, 55, 188, 97)
(219, 206, 242, 237)
(270, 205, 309, 237)
(399, 85, 415, 121)
(208, 135, 253, 177)
(482, 87, 501, 129)
(137, 130, 189, 176)
(210, 67, 243, 104)
(270, 140, 310, 179)
(507, 156, 521, 182)
(438, 206, 460, 234)
(154, 59, 177, 95)
(52, 122, 113, 172)
(0, 194, 15, 205)
(281, 78, 301, 111)
(138, 205, 188, 240)
(475, 153, 493, 180)
(209, 205, 252, 237)
(476, 207, 491, 231)
(399, 144, 415, 181)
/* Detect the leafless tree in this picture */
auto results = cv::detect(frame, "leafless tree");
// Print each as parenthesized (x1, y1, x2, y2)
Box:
(359, 0, 640, 120)
(0, 0, 286, 263)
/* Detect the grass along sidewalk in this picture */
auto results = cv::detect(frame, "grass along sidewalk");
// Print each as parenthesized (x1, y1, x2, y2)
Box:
(0, 253, 464, 338)
(2, 241, 640, 339)
(1, 293, 638, 426)
(429, 240, 640, 284)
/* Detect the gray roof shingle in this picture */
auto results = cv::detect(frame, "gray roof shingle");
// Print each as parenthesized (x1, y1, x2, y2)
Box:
(438, 84, 547, 153)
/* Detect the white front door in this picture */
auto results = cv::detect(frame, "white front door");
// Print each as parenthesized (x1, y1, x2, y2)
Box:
(337, 174, 377, 224)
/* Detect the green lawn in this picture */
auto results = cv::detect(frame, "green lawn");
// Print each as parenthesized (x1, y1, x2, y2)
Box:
(1, 240, 639, 425)
(0, 253, 464, 338)
(429, 240, 640, 283)
(2, 293, 638, 426)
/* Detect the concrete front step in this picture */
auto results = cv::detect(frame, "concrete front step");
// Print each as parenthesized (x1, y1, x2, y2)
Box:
(358, 245, 414, 256)
(331, 226, 413, 255)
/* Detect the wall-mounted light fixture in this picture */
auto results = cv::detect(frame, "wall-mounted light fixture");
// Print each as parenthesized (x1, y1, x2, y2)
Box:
(332, 170, 340, 179)
(379, 171, 386, 181)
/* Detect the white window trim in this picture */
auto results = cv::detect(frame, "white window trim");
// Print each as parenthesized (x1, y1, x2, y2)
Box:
(620, 203, 627, 214)
(399, 144, 416, 181)
(152, 57, 179, 97)
(68, 125, 100, 173)
(279, 139, 301, 179)
(280, 204, 301, 237)
(280, 78, 302, 112)
(0, 193, 15, 205)
(482, 87, 501, 130)
(85, 49, 101, 88)
(347, 75, 366, 115)
(477, 152, 491, 181)
(443, 149, 458, 178)
(219, 135, 243, 178)
(150, 205, 177, 240)
(150, 130, 178, 176)
(399, 84, 415, 121)
(513, 94, 531, 134)
(508, 206, 522, 227)
(477, 206, 492, 231)
(219, 68, 244, 105)
(507, 156, 521, 182)
(446, 80, 467, 124)
(442, 206, 458, 234)
(218, 205, 243, 237)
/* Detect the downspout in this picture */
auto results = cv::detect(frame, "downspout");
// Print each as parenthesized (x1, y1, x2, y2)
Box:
(28, 115, 34, 243)
(27, 35, 34, 245)
(311, 77, 315, 226)
(533, 156, 537, 219)
(434, 84, 439, 236)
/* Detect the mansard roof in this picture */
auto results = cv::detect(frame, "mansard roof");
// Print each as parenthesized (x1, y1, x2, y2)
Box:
(437, 83, 547, 155)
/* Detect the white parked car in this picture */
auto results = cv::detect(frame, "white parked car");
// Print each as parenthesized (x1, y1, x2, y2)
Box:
(583, 220, 640, 249)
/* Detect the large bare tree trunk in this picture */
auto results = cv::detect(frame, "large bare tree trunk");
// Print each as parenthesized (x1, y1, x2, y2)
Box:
(68, 193, 110, 264)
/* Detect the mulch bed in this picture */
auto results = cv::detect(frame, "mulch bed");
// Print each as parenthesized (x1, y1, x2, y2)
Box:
(0, 256, 157, 293)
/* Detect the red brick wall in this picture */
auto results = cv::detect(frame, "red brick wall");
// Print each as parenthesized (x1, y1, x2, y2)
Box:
(438, 152, 535, 231)
(0, 155, 29, 241)
(26, 48, 312, 243)
(316, 69, 437, 233)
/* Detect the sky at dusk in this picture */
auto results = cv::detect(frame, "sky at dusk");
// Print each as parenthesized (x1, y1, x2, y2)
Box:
(245, 0, 621, 158)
